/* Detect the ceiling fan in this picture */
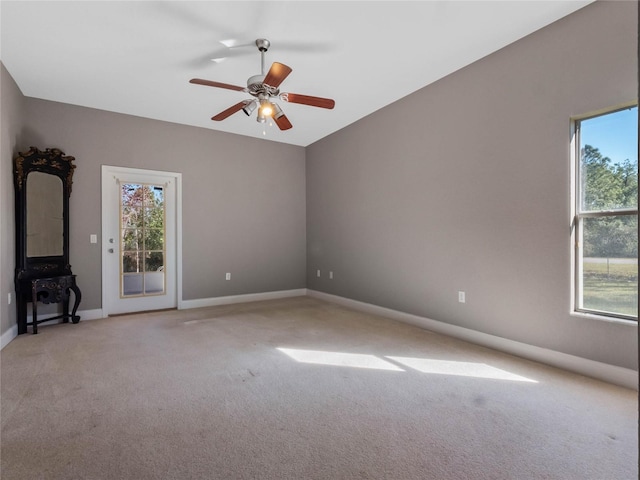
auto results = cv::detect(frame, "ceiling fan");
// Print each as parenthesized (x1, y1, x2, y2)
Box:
(189, 38, 335, 131)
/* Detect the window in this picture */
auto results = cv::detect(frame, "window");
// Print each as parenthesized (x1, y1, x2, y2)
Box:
(120, 183, 166, 297)
(574, 106, 638, 320)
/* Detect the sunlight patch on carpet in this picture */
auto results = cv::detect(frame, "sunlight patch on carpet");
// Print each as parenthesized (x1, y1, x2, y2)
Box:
(277, 348, 405, 371)
(277, 348, 537, 382)
(386, 356, 538, 382)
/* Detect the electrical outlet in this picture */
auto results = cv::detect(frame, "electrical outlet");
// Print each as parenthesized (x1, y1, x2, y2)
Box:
(329, 271, 333, 279)
(458, 291, 466, 303)
(316, 269, 321, 278)
(225, 273, 231, 281)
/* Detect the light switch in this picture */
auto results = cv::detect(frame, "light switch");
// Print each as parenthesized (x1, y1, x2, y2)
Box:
(90, 234, 97, 244)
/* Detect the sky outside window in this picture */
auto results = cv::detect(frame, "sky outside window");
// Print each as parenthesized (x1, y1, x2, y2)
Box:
(580, 106, 638, 165)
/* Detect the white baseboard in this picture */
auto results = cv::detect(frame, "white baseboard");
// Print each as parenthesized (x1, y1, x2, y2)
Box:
(181, 289, 308, 310)
(1, 324, 18, 350)
(307, 289, 638, 390)
(76, 308, 104, 321)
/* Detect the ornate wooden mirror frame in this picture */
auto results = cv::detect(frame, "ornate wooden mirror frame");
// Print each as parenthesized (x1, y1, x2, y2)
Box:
(14, 147, 81, 334)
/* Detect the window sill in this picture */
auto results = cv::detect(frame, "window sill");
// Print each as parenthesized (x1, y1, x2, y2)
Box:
(571, 310, 637, 326)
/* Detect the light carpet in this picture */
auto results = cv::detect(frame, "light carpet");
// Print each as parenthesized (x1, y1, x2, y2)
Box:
(1, 296, 637, 479)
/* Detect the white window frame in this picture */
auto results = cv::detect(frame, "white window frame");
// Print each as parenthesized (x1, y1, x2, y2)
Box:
(571, 105, 638, 322)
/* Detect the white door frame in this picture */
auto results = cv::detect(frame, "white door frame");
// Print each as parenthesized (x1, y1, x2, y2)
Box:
(101, 165, 183, 316)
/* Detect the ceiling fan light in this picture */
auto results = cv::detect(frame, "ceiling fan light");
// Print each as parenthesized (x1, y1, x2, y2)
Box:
(259, 100, 273, 117)
(256, 110, 267, 123)
(242, 100, 257, 116)
(272, 103, 284, 120)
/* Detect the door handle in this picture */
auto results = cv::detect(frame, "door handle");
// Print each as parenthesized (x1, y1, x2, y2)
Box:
(108, 248, 114, 253)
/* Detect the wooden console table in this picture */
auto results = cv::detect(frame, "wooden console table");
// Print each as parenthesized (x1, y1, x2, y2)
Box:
(29, 275, 81, 334)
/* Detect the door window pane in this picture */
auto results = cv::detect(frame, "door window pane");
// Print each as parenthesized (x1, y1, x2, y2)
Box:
(123, 252, 143, 273)
(123, 274, 143, 296)
(144, 272, 164, 294)
(122, 228, 142, 251)
(122, 206, 143, 229)
(144, 229, 164, 251)
(121, 184, 142, 206)
(144, 207, 163, 228)
(119, 182, 166, 297)
(145, 252, 164, 272)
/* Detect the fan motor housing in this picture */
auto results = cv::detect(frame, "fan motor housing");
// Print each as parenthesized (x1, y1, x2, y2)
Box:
(255, 38, 270, 52)
(246, 74, 279, 97)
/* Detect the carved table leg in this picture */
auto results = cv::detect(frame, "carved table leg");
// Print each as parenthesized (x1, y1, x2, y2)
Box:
(31, 289, 39, 335)
(62, 297, 70, 323)
(70, 283, 82, 324)
(17, 293, 27, 335)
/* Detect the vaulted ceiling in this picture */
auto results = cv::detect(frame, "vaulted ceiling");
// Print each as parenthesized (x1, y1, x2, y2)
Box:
(1, 1, 593, 146)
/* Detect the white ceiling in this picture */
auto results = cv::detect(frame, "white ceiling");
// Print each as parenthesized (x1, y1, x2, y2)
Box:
(1, 1, 593, 147)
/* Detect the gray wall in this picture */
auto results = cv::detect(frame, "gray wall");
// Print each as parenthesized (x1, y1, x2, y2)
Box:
(1, 64, 23, 335)
(17, 99, 307, 313)
(306, 0, 638, 370)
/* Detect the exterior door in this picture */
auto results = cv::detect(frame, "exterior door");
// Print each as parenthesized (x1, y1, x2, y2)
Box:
(102, 166, 180, 315)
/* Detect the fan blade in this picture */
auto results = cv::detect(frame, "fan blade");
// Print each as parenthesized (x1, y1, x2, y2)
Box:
(282, 93, 335, 109)
(273, 112, 293, 131)
(190, 78, 245, 92)
(204, 41, 335, 65)
(212, 101, 247, 121)
(263, 62, 292, 89)
(208, 48, 253, 63)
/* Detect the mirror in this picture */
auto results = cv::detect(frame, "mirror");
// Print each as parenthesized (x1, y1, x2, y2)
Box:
(14, 146, 80, 335)
(26, 172, 64, 257)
